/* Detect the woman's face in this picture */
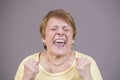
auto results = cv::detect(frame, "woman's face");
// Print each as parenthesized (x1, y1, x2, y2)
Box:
(43, 17, 74, 56)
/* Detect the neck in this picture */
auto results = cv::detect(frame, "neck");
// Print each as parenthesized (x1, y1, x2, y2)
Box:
(46, 51, 72, 66)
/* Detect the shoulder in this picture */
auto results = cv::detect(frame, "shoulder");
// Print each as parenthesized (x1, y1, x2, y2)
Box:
(20, 52, 40, 64)
(74, 50, 96, 62)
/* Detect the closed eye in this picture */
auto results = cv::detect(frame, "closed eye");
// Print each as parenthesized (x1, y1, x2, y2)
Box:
(64, 28, 70, 32)
(51, 28, 57, 31)
(63, 26, 71, 32)
(50, 25, 58, 31)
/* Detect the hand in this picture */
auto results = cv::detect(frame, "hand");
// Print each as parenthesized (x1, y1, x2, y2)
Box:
(23, 59, 39, 80)
(75, 57, 92, 80)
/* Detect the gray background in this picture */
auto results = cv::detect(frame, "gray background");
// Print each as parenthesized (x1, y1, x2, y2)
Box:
(0, 0, 120, 80)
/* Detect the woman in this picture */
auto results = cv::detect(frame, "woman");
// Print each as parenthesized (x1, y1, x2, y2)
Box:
(15, 9, 103, 80)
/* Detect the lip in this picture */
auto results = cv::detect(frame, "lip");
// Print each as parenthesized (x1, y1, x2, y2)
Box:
(54, 39, 66, 43)
(53, 38, 67, 48)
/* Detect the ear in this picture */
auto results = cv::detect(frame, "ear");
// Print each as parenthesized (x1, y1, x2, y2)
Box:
(42, 39, 45, 43)
(72, 40, 75, 45)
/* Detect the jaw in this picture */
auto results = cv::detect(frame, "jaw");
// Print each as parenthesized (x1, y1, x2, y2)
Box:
(45, 34, 73, 56)
(51, 41, 73, 56)
(52, 42, 67, 55)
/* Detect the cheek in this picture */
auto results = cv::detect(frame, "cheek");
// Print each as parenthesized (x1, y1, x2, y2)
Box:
(45, 31, 55, 40)
(67, 32, 73, 39)
(67, 32, 74, 44)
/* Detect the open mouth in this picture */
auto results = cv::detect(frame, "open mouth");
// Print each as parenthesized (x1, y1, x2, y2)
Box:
(54, 39, 66, 48)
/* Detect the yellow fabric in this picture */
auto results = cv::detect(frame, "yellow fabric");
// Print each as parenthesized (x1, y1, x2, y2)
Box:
(14, 51, 103, 80)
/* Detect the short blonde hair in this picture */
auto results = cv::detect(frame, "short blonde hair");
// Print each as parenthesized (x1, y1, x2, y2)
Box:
(40, 9, 76, 49)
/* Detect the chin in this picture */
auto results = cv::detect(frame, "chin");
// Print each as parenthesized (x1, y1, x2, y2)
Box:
(53, 48, 67, 56)
(50, 44, 70, 56)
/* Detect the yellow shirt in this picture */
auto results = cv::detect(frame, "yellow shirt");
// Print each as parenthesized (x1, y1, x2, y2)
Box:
(14, 51, 103, 80)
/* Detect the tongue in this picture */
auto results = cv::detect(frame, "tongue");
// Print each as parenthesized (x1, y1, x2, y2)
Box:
(54, 42, 65, 48)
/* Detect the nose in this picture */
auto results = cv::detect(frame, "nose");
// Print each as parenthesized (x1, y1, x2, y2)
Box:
(57, 28, 65, 36)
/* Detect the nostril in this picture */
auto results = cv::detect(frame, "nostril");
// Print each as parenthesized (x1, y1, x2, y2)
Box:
(57, 33, 64, 36)
(57, 33, 60, 35)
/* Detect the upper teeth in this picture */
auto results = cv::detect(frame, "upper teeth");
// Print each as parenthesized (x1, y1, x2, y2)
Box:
(55, 39, 65, 43)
